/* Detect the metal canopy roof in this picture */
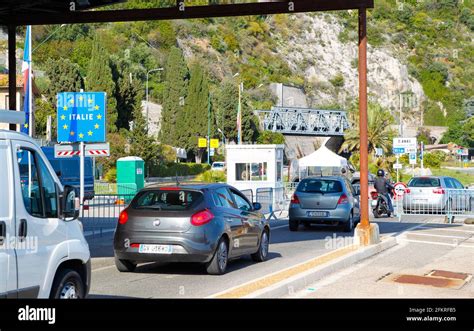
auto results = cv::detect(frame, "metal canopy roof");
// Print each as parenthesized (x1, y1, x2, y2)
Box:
(1, 0, 374, 26)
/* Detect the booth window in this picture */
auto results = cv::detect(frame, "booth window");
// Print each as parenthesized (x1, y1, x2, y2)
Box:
(236, 162, 267, 181)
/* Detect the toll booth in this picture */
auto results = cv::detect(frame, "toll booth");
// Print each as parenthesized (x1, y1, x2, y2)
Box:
(226, 144, 285, 200)
(116, 156, 145, 196)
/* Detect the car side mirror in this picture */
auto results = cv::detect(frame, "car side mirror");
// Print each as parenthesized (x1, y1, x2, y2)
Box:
(62, 185, 80, 221)
(253, 202, 262, 211)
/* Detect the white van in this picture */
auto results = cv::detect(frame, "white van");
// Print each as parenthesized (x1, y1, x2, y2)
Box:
(0, 130, 91, 298)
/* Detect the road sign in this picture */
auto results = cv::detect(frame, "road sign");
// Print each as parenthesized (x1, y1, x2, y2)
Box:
(210, 139, 219, 149)
(210, 148, 215, 156)
(393, 137, 417, 154)
(393, 163, 402, 169)
(198, 138, 207, 148)
(392, 147, 405, 154)
(57, 92, 107, 143)
(394, 182, 407, 197)
(375, 148, 383, 156)
(409, 152, 416, 165)
(54, 143, 110, 158)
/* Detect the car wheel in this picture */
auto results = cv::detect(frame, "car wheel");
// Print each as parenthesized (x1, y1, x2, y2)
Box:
(289, 219, 299, 231)
(115, 257, 137, 272)
(206, 237, 229, 275)
(342, 212, 354, 232)
(373, 209, 380, 218)
(251, 230, 269, 262)
(50, 269, 85, 299)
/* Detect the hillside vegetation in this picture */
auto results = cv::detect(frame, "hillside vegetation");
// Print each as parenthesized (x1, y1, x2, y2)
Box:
(6, 0, 472, 174)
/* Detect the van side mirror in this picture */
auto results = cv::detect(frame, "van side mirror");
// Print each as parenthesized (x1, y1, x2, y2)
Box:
(62, 185, 80, 221)
(253, 202, 262, 211)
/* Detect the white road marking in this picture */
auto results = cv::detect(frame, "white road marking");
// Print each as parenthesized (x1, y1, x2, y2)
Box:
(398, 238, 474, 248)
(419, 226, 474, 233)
(407, 232, 472, 239)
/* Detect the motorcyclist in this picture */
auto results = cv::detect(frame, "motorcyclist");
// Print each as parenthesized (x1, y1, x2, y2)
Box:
(374, 169, 394, 215)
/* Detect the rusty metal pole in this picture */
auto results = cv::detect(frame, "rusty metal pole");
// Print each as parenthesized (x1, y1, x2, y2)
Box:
(8, 25, 17, 131)
(358, 8, 369, 228)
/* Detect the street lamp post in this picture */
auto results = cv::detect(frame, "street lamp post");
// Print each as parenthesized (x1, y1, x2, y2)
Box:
(233, 73, 243, 145)
(146, 67, 164, 132)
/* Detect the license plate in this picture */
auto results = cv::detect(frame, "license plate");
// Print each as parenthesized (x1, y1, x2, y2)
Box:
(307, 211, 328, 217)
(412, 199, 428, 203)
(138, 244, 173, 254)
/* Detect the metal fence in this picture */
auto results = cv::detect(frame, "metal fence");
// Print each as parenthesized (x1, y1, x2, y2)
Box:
(81, 193, 134, 234)
(396, 188, 474, 223)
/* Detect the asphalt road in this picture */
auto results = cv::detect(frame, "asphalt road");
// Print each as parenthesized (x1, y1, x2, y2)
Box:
(86, 215, 433, 298)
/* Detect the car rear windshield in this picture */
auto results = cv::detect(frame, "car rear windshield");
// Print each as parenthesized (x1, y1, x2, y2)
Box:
(297, 179, 343, 193)
(131, 189, 203, 211)
(408, 178, 440, 187)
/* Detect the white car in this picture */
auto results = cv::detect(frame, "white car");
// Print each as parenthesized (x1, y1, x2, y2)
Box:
(0, 129, 91, 298)
(211, 162, 226, 172)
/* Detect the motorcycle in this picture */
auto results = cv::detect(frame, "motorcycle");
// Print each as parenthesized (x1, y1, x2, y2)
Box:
(370, 191, 393, 218)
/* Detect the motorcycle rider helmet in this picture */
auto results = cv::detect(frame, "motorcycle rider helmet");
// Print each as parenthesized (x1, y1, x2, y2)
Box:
(377, 169, 385, 177)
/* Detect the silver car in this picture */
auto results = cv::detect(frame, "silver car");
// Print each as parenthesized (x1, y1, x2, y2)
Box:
(288, 176, 361, 232)
(402, 176, 472, 213)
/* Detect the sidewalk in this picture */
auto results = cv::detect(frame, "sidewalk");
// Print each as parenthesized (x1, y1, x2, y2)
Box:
(292, 222, 474, 298)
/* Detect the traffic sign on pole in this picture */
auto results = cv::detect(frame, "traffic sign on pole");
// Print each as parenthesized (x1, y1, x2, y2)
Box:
(409, 152, 416, 165)
(394, 182, 407, 197)
(56, 92, 107, 143)
(54, 143, 110, 158)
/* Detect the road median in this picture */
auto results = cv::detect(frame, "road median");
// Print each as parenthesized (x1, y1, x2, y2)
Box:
(209, 236, 397, 298)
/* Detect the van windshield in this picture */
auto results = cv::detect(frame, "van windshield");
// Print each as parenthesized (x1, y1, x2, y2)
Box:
(132, 189, 203, 211)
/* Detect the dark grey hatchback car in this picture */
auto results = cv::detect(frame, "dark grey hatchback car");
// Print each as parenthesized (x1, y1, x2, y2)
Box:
(113, 184, 270, 275)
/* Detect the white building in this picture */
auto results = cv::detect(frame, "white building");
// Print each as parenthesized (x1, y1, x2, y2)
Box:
(226, 144, 284, 196)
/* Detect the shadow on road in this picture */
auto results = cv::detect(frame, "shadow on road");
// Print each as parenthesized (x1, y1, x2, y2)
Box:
(130, 252, 283, 276)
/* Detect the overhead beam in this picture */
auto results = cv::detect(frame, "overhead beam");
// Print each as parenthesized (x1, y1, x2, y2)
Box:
(5, 0, 374, 26)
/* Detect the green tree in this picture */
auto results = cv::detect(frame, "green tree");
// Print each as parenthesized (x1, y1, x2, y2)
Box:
(86, 35, 118, 133)
(340, 102, 397, 156)
(34, 98, 56, 139)
(159, 47, 188, 146)
(214, 79, 259, 144)
(179, 64, 212, 163)
(44, 58, 84, 104)
(256, 131, 285, 145)
(129, 102, 161, 170)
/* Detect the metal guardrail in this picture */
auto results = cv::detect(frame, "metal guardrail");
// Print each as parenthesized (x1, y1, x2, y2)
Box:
(397, 188, 474, 223)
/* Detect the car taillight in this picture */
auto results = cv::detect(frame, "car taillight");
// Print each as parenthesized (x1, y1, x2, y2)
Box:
(119, 210, 128, 224)
(191, 209, 214, 226)
(433, 187, 445, 194)
(291, 194, 300, 204)
(370, 191, 378, 200)
(337, 194, 349, 204)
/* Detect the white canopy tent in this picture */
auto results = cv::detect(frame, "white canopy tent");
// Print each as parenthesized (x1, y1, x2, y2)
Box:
(297, 145, 349, 179)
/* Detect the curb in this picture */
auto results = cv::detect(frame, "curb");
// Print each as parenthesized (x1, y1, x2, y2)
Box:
(246, 237, 397, 298)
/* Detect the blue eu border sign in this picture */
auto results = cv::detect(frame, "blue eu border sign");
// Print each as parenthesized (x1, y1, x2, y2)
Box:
(57, 92, 106, 143)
